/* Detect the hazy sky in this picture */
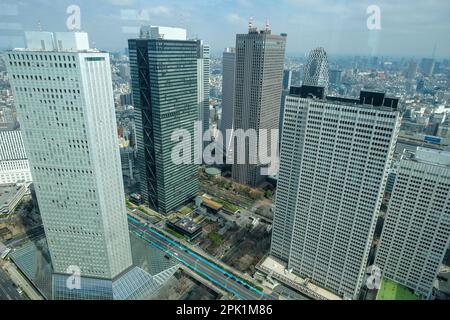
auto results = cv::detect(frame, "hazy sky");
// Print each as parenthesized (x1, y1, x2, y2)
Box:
(0, 0, 449, 58)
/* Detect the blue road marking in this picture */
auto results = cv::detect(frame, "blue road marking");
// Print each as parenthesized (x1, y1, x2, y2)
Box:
(130, 227, 245, 299)
(127, 214, 266, 298)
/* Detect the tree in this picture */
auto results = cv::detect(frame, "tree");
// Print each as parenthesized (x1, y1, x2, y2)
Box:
(264, 189, 273, 199)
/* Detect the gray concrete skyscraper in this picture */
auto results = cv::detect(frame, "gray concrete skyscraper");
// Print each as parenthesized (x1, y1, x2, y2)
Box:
(271, 86, 401, 299)
(231, 23, 287, 187)
(302, 47, 329, 89)
(197, 40, 210, 141)
(129, 26, 199, 214)
(220, 47, 236, 159)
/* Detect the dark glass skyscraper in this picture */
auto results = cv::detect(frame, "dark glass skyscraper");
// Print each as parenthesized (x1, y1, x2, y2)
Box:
(129, 27, 199, 214)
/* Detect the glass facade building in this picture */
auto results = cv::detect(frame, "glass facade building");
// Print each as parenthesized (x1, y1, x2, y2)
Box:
(129, 29, 199, 214)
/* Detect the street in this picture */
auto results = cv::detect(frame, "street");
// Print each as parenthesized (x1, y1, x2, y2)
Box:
(0, 268, 23, 300)
(2, 216, 278, 301)
(128, 215, 275, 300)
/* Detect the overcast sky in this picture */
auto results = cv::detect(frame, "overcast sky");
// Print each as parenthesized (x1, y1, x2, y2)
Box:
(0, 0, 449, 58)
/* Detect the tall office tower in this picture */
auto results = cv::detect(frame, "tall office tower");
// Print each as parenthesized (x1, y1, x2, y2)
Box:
(220, 47, 236, 158)
(279, 69, 293, 147)
(231, 22, 287, 187)
(271, 85, 401, 299)
(329, 69, 342, 87)
(302, 47, 329, 89)
(0, 128, 32, 184)
(5, 31, 164, 300)
(282, 69, 292, 90)
(129, 26, 199, 214)
(420, 58, 435, 77)
(406, 60, 418, 81)
(196, 40, 210, 143)
(375, 148, 450, 299)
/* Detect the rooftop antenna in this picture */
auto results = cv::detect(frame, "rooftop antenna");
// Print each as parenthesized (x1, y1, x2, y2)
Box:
(37, 20, 43, 31)
(265, 17, 270, 32)
(248, 16, 254, 31)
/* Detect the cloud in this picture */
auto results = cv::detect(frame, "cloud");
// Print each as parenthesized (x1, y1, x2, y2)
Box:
(146, 5, 171, 16)
(226, 13, 247, 25)
(236, 0, 253, 7)
(102, 0, 136, 6)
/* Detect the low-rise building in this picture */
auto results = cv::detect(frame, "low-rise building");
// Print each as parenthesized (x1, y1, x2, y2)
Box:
(0, 183, 27, 215)
(167, 217, 202, 240)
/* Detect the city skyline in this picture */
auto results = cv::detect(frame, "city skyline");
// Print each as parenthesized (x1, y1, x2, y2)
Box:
(0, 0, 449, 58)
(0, 1, 450, 303)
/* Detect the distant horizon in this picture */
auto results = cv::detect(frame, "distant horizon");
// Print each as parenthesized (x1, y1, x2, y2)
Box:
(0, 42, 448, 62)
(0, 0, 449, 58)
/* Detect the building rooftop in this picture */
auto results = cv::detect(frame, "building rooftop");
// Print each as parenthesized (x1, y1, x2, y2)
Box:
(170, 217, 202, 235)
(11, 31, 101, 53)
(201, 196, 223, 211)
(415, 147, 450, 166)
(0, 184, 23, 213)
(376, 278, 419, 300)
(289, 85, 400, 111)
(139, 26, 187, 40)
(259, 256, 342, 300)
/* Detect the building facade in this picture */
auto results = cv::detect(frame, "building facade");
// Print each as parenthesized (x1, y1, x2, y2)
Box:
(271, 85, 401, 299)
(302, 47, 329, 89)
(6, 31, 133, 289)
(282, 69, 292, 91)
(197, 40, 210, 143)
(0, 129, 32, 184)
(375, 148, 450, 299)
(129, 26, 199, 214)
(220, 47, 236, 159)
(231, 24, 287, 187)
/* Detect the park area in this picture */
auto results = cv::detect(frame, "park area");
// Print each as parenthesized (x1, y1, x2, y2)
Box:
(376, 278, 419, 300)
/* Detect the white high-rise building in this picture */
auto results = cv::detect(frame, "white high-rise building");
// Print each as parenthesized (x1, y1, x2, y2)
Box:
(0, 129, 32, 184)
(5, 31, 136, 299)
(375, 148, 450, 299)
(220, 47, 235, 159)
(271, 86, 401, 299)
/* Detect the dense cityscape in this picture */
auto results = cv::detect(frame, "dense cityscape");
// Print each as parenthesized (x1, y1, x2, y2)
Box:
(0, 0, 449, 306)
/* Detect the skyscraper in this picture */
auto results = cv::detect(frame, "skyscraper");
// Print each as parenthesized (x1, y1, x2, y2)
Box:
(231, 22, 287, 187)
(406, 60, 418, 81)
(302, 47, 329, 88)
(271, 85, 401, 299)
(196, 40, 210, 143)
(5, 31, 145, 299)
(220, 47, 236, 159)
(129, 26, 199, 214)
(282, 69, 292, 91)
(420, 58, 435, 77)
(375, 148, 450, 299)
(329, 69, 342, 88)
